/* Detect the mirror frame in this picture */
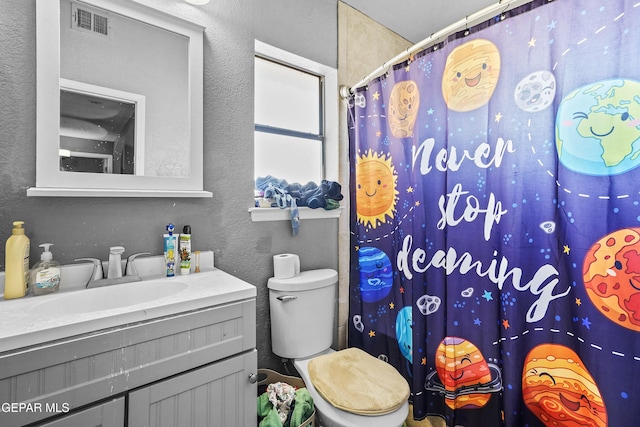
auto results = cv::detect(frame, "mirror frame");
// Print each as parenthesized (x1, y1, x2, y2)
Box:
(30, 0, 211, 197)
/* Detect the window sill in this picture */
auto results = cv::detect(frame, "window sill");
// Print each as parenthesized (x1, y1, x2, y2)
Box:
(249, 206, 343, 222)
(27, 187, 213, 198)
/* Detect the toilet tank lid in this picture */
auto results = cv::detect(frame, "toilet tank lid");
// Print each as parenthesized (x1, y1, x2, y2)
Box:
(268, 268, 338, 292)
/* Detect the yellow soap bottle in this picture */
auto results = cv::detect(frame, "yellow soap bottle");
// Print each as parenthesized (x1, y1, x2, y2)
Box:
(4, 221, 30, 299)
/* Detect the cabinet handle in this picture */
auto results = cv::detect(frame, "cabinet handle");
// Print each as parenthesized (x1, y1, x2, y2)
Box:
(248, 373, 259, 384)
(276, 295, 297, 302)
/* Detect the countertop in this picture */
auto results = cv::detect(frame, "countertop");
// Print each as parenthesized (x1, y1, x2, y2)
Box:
(0, 267, 256, 354)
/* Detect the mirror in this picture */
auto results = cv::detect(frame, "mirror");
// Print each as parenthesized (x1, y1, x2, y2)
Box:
(31, 0, 210, 197)
(60, 79, 143, 175)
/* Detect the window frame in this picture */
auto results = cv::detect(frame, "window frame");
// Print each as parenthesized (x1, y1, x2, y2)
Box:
(250, 40, 340, 222)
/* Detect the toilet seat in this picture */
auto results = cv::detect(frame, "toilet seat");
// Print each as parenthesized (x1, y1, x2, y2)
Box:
(308, 347, 409, 415)
(294, 351, 409, 427)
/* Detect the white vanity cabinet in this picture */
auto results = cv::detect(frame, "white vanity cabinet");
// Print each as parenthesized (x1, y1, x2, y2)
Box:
(128, 350, 257, 426)
(0, 297, 257, 427)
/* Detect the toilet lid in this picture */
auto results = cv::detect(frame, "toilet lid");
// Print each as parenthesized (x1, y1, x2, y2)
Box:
(308, 347, 410, 416)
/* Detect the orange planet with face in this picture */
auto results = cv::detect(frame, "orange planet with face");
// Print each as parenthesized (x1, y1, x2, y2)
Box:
(522, 344, 606, 427)
(388, 80, 420, 138)
(355, 149, 398, 229)
(442, 39, 501, 112)
(583, 227, 640, 331)
(435, 337, 492, 409)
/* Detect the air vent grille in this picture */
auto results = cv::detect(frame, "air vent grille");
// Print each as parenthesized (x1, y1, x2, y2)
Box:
(77, 8, 92, 30)
(72, 3, 110, 37)
(92, 14, 108, 35)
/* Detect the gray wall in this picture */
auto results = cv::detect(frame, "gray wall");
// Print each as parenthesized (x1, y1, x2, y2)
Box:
(0, 0, 338, 371)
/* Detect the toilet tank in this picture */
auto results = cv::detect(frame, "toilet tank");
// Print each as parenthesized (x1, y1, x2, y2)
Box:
(268, 269, 338, 359)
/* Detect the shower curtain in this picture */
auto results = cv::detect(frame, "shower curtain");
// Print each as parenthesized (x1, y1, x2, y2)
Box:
(347, 0, 640, 425)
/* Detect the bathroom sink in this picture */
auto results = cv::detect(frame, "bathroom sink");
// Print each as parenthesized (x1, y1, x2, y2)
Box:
(31, 279, 188, 316)
(0, 257, 257, 353)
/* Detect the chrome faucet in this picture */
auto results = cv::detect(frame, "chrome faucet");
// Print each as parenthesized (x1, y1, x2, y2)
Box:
(75, 248, 150, 288)
(107, 246, 125, 279)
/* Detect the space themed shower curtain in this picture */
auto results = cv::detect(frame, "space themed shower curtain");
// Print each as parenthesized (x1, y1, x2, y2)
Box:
(347, 0, 640, 425)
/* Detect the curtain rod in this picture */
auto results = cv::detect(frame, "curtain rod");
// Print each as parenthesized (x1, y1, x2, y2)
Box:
(339, 0, 538, 99)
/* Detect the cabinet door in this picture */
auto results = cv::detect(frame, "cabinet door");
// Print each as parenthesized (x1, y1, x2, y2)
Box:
(34, 398, 124, 427)
(128, 350, 257, 427)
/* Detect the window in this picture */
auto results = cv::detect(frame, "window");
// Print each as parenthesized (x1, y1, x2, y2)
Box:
(254, 57, 322, 183)
(254, 41, 338, 186)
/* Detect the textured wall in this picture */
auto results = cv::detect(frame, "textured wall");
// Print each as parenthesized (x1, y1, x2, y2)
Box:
(0, 0, 338, 371)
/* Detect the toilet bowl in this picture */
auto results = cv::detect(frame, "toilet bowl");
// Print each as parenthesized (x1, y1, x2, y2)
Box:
(268, 269, 409, 427)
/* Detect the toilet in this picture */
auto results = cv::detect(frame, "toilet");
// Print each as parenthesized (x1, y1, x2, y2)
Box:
(268, 269, 409, 427)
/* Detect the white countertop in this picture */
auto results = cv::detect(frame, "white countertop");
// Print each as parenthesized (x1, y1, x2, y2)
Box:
(0, 267, 256, 354)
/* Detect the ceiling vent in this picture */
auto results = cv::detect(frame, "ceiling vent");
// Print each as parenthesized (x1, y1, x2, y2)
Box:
(71, 3, 110, 37)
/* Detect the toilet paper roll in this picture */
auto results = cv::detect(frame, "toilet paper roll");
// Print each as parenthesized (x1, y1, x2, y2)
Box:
(273, 253, 300, 279)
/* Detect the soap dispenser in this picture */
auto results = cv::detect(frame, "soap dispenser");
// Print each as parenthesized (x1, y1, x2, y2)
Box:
(31, 243, 61, 296)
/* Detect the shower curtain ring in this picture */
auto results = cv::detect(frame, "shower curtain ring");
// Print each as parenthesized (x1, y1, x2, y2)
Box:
(499, 2, 510, 20)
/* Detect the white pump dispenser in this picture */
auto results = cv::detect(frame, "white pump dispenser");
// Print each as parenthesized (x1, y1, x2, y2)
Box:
(40, 243, 53, 262)
(30, 243, 61, 295)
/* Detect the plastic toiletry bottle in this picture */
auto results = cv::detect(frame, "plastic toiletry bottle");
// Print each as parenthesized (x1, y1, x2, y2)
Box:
(4, 221, 31, 299)
(31, 243, 61, 296)
(179, 225, 192, 275)
(164, 223, 178, 277)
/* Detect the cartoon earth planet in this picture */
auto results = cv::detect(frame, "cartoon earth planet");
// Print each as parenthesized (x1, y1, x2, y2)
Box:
(427, 336, 502, 410)
(514, 70, 556, 112)
(442, 38, 501, 112)
(583, 227, 640, 331)
(396, 306, 413, 363)
(358, 246, 393, 302)
(522, 344, 607, 427)
(388, 80, 420, 138)
(355, 149, 398, 229)
(556, 78, 640, 176)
